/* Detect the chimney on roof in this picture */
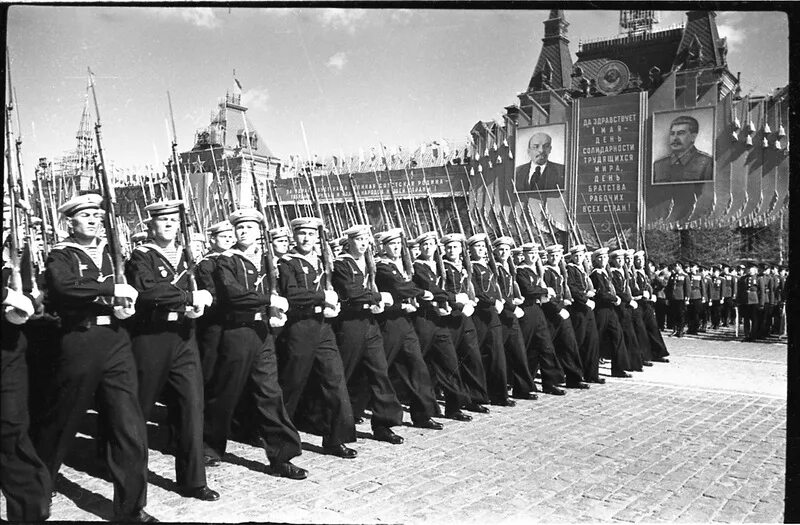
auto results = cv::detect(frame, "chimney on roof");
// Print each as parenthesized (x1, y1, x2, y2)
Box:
(526, 10, 573, 93)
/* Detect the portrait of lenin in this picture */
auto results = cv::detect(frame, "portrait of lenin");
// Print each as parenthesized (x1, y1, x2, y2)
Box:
(652, 113, 714, 184)
(514, 125, 566, 193)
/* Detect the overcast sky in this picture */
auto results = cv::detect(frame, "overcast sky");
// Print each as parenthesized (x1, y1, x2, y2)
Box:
(6, 7, 789, 173)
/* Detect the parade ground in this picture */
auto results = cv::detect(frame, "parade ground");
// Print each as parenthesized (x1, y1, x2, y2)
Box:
(1, 328, 786, 524)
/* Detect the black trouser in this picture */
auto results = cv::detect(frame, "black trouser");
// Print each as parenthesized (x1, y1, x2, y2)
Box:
(2, 326, 51, 521)
(415, 312, 469, 411)
(759, 304, 774, 338)
(277, 317, 354, 447)
(720, 298, 734, 326)
(655, 298, 669, 330)
(687, 299, 703, 334)
(500, 315, 536, 397)
(378, 314, 438, 423)
(772, 303, 784, 335)
(335, 314, 403, 429)
(131, 324, 206, 489)
(569, 303, 600, 382)
(742, 304, 762, 340)
(639, 301, 669, 359)
(594, 306, 630, 376)
(196, 320, 223, 386)
(471, 307, 510, 403)
(204, 323, 302, 463)
(669, 300, 687, 335)
(615, 305, 642, 371)
(518, 304, 564, 388)
(33, 323, 148, 518)
(630, 305, 652, 362)
(709, 300, 721, 329)
(443, 314, 489, 404)
(543, 308, 585, 384)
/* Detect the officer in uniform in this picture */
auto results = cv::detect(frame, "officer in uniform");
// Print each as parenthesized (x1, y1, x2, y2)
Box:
(276, 217, 357, 459)
(759, 264, 775, 339)
(126, 200, 219, 501)
(588, 247, 631, 378)
(36, 194, 153, 521)
(720, 264, 737, 327)
(738, 262, 764, 342)
(666, 261, 690, 337)
(708, 266, 723, 329)
(413, 231, 473, 419)
(440, 233, 491, 411)
(652, 264, 670, 330)
(608, 249, 642, 371)
(632, 251, 669, 363)
(625, 249, 653, 366)
(202, 208, 306, 479)
(196, 220, 235, 385)
(565, 244, 604, 383)
(332, 224, 405, 444)
(686, 262, 707, 335)
(374, 228, 444, 429)
(515, 242, 567, 394)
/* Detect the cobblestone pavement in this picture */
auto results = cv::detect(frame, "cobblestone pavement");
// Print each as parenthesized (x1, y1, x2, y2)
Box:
(2, 327, 786, 523)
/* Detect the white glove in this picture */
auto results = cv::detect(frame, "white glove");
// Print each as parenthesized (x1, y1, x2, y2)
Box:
(271, 295, 289, 312)
(324, 290, 339, 306)
(435, 304, 452, 316)
(643, 290, 651, 300)
(455, 292, 470, 306)
(186, 305, 205, 319)
(401, 302, 417, 313)
(380, 292, 394, 307)
(512, 297, 524, 306)
(2, 289, 34, 316)
(461, 301, 475, 317)
(370, 303, 385, 315)
(494, 300, 504, 314)
(323, 304, 340, 318)
(587, 290, 596, 298)
(192, 289, 213, 308)
(559, 309, 570, 320)
(514, 306, 524, 319)
(4, 305, 29, 325)
(269, 311, 287, 328)
(586, 299, 595, 310)
(630, 299, 638, 309)
(547, 287, 556, 298)
(114, 283, 139, 302)
(615, 297, 622, 306)
(564, 298, 572, 306)
(113, 306, 136, 320)
(421, 290, 434, 301)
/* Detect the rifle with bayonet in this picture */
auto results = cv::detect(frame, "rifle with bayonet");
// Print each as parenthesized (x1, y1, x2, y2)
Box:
(167, 92, 202, 233)
(445, 165, 476, 301)
(346, 173, 379, 293)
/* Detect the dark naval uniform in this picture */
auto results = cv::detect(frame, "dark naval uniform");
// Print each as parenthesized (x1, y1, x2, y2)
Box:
(721, 271, 737, 327)
(515, 264, 566, 389)
(627, 266, 653, 363)
(441, 258, 489, 405)
(633, 268, 669, 360)
(203, 246, 302, 464)
(374, 257, 440, 424)
(666, 270, 690, 336)
(195, 251, 224, 385)
(686, 272, 706, 334)
(126, 242, 207, 490)
(495, 261, 536, 397)
(332, 254, 404, 430)
(566, 260, 602, 382)
(589, 266, 630, 376)
(610, 266, 643, 371)
(276, 248, 355, 448)
(541, 264, 586, 385)
(708, 273, 723, 329)
(1, 278, 52, 521)
(37, 239, 148, 518)
(738, 273, 764, 341)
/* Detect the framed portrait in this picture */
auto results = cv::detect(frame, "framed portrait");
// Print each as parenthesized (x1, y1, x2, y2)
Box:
(651, 106, 716, 185)
(514, 123, 567, 193)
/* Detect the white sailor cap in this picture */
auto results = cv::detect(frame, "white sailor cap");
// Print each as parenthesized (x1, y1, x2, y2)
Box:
(57, 193, 104, 217)
(145, 199, 183, 217)
(568, 244, 587, 254)
(269, 226, 291, 240)
(440, 233, 466, 246)
(415, 231, 438, 245)
(206, 220, 234, 235)
(229, 208, 265, 225)
(343, 224, 372, 239)
(290, 216, 322, 231)
(520, 242, 540, 253)
(633, 250, 645, 259)
(491, 236, 515, 249)
(466, 233, 489, 248)
(592, 247, 610, 257)
(610, 248, 627, 258)
(378, 228, 404, 244)
(131, 231, 148, 242)
(545, 244, 564, 254)
(191, 232, 207, 243)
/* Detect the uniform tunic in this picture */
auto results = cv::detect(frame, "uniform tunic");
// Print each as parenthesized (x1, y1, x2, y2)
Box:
(721, 272, 737, 326)
(495, 261, 536, 396)
(633, 268, 669, 360)
(610, 266, 642, 371)
(566, 261, 601, 382)
(203, 246, 302, 463)
(276, 249, 355, 447)
(738, 273, 764, 340)
(37, 239, 148, 517)
(542, 264, 586, 384)
(627, 266, 653, 362)
(589, 267, 631, 375)
(666, 271, 690, 336)
(195, 251, 224, 385)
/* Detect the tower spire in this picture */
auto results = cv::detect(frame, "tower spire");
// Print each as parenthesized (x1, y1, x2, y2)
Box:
(527, 10, 573, 92)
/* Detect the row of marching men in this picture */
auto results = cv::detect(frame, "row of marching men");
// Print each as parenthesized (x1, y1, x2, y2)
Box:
(1, 193, 668, 522)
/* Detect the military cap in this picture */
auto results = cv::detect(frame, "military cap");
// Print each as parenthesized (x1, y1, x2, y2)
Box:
(335, 235, 347, 246)
(440, 233, 466, 246)
(30, 216, 43, 226)
(269, 226, 291, 240)
(145, 199, 183, 217)
(511, 247, 522, 254)
(131, 231, 148, 242)
(609, 248, 626, 258)
(491, 236, 514, 249)
(415, 231, 439, 245)
(625, 248, 635, 257)
(343, 224, 372, 239)
(520, 242, 539, 252)
(466, 233, 489, 247)
(290, 216, 322, 231)
(633, 250, 645, 258)
(57, 193, 104, 217)
(405, 238, 419, 248)
(378, 228, 404, 244)
(592, 247, 609, 257)
(568, 244, 587, 254)
(206, 220, 234, 235)
(191, 232, 206, 243)
(546, 244, 564, 254)
(229, 208, 265, 225)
